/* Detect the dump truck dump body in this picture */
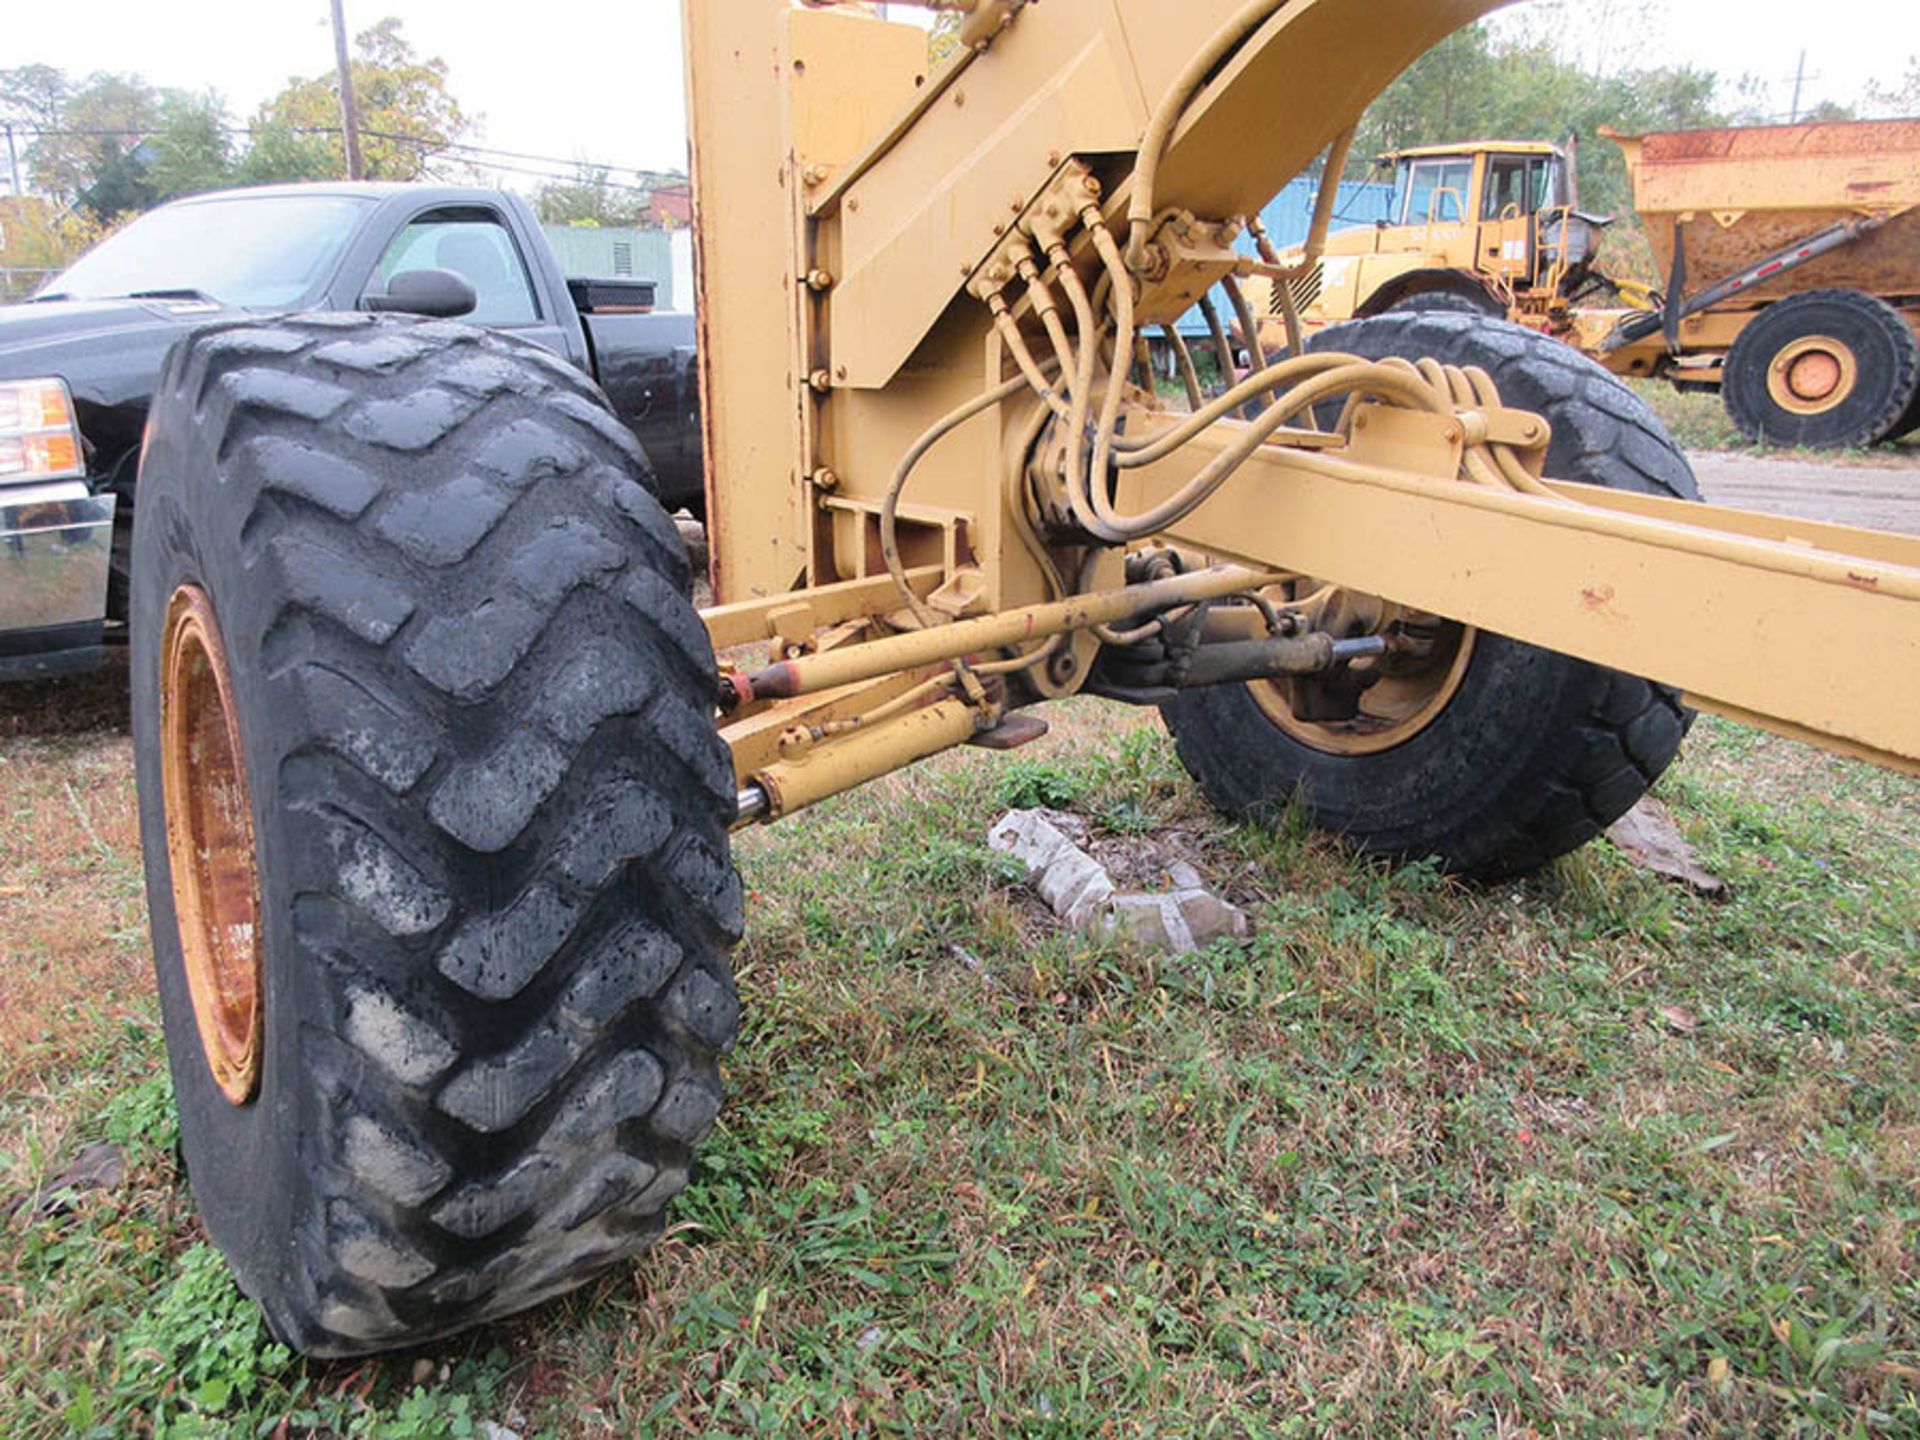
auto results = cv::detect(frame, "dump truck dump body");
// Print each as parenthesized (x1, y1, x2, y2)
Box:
(1588, 118, 1920, 447)
(1618, 119, 1920, 309)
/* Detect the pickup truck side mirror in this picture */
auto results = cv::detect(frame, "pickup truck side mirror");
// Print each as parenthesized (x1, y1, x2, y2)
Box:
(363, 267, 477, 319)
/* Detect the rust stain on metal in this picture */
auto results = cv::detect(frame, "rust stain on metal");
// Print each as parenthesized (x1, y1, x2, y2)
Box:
(1847, 571, 1880, 589)
(1581, 584, 1616, 610)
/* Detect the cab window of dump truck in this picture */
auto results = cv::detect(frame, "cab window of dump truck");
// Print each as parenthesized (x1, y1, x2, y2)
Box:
(1482, 155, 1560, 219)
(1399, 159, 1472, 224)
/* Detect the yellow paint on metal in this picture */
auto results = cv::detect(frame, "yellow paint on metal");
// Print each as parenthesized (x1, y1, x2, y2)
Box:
(703, 565, 944, 653)
(1121, 426, 1920, 769)
(1251, 619, 1475, 755)
(681, 0, 1920, 823)
(750, 695, 984, 818)
(1765, 334, 1858, 416)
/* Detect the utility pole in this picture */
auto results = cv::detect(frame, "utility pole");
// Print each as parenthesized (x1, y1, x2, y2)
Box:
(330, 0, 365, 181)
(1789, 49, 1807, 123)
(3, 122, 21, 198)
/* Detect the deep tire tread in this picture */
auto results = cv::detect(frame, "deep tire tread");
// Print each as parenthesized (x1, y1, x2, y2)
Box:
(1722, 289, 1920, 449)
(1163, 314, 1698, 878)
(133, 315, 738, 1356)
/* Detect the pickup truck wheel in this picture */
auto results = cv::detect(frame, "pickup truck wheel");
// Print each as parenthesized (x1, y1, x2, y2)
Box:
(1722, 289, 1920, 449)
(1160, 313, 1698, 878)
(131, 314, 742, 1356)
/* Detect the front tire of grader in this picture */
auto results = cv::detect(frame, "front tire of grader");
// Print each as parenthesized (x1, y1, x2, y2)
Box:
(130, 313, 743, 1356)
(1160, 312, 1699, 879)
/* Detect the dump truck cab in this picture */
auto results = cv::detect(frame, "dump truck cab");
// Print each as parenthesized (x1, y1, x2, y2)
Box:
(1296, 140, 1609, 323)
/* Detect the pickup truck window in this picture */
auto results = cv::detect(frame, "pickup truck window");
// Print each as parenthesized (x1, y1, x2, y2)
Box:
(376, 210, 541, 327)
(39, 195, 371, 309)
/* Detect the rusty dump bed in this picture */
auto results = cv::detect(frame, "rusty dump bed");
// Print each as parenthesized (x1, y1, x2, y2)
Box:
(1611, 118, 1920, 306)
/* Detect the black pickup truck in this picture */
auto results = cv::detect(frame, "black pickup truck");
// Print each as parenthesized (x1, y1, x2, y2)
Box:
(0, 183, 701, 680)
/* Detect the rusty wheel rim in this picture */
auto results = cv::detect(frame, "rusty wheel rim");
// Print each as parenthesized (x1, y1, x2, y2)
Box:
(1249, 586, 1476, 756)
(160, 584, 264, 1105)
(1767, 335, 1857, 417)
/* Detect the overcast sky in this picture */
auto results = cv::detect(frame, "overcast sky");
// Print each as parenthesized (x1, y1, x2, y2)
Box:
(5, 0, 1914, 196)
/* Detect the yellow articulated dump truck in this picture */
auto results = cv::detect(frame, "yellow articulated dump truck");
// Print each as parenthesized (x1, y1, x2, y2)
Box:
(1274, 138, 1632, 325)
(1591, 119, 1920, 450)
(1266, 119, 1920, 450)
(103, 0, 1920, 1357)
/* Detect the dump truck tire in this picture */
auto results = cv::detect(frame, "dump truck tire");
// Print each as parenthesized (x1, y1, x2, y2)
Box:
(1384, 289, 1500, 318)
(130, 314, 742, 1356)
(1886, 358, 1920, 442)
(1722, 289, 1920, 450)
(1160, 312, 1698, 878)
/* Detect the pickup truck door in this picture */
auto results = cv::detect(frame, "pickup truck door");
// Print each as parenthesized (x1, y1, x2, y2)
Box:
(362, 202, 589, 368)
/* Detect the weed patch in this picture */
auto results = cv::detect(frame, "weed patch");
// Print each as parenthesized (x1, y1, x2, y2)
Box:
(1, 673, 1916, 1434)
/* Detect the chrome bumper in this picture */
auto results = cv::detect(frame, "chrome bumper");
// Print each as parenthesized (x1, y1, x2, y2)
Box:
(0, 479, 117, 681)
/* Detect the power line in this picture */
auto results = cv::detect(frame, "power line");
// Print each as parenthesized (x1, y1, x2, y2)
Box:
(6, 121, 679, 184)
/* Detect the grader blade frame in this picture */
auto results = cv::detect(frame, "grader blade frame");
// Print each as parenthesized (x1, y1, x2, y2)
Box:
(682, 0, 1920, 824)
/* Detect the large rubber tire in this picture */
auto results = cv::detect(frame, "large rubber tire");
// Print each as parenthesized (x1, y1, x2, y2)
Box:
(131, 314, 743, 1356)
(1889, 314, 1920, 440)
(1383, 288, 1502, 318)
(1893, 389, 1920, 444)
(1721, 289, 1920, 450)
(1161, 312, 1698, 878)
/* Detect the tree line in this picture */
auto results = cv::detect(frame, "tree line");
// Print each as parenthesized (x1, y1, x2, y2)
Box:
(1, 18, 469, 224)
(3, 10, 1913, 279)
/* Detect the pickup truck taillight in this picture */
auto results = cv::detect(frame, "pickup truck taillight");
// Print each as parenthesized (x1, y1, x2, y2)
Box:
(0, 378, 86, 483)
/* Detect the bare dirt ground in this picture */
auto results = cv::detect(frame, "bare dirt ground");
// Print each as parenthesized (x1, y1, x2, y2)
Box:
(1687, 451, 1920, 535)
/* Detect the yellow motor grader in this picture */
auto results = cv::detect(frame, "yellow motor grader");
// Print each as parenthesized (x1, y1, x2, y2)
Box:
(124, 0, 1919, 1354)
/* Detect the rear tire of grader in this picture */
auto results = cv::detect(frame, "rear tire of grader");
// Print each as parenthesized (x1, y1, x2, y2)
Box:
(130, 313, 743, 1356)
(1160, 313, 1699, 878)
(1721, 288, 1920, 450)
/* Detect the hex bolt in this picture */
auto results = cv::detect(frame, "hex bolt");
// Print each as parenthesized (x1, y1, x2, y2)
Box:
(809, 368, 833, 393)
(811, 466, 839, 492)
(805, 268, 834, 292)
(802, 164, 829, 187)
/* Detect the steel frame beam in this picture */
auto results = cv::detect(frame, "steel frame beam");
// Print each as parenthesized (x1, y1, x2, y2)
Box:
(1121, 416, 1920, 771)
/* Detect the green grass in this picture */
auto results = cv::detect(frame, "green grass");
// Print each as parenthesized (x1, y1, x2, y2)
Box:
(1630, 379, 1920, 464)
(2, 669, 1918, 1436)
